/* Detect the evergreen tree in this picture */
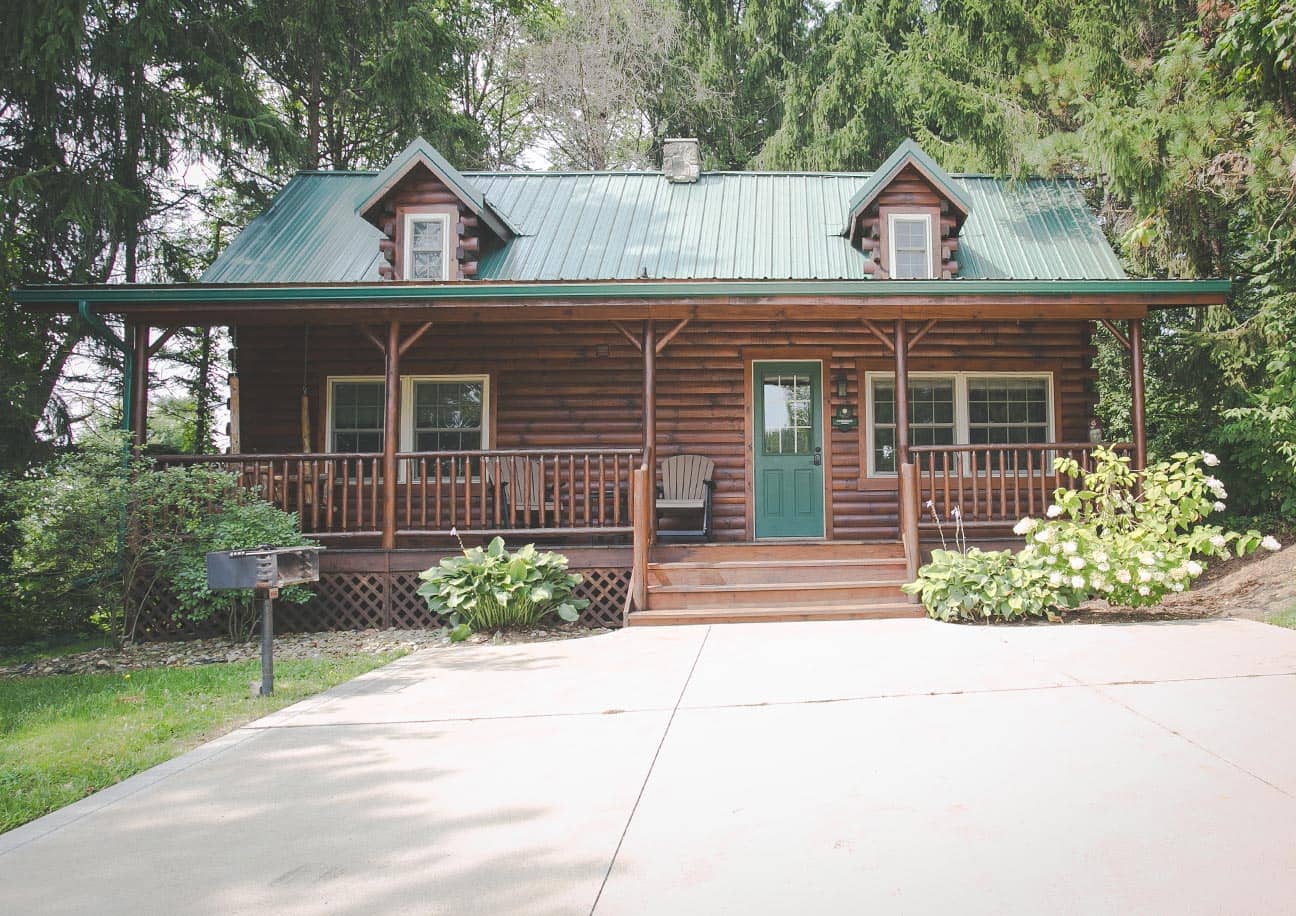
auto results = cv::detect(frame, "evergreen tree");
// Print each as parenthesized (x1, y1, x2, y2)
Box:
(657, 0, 821, 169)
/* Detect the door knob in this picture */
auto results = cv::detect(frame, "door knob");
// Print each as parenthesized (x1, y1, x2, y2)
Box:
(812, 446, 822, 466)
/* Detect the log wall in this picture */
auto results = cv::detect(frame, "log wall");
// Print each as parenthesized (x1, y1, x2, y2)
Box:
(235, 318, 1097, 541)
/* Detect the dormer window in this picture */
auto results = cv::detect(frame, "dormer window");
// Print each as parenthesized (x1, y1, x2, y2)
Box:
(845, 140, 971, 280)
(405, 213, 450, 280)
(889, 214, 932, 279)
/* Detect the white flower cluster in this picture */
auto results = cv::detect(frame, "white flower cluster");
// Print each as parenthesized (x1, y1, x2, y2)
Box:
(921, 450, 1283, 622)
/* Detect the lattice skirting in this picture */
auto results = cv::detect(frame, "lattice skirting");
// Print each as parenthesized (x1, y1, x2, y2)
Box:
(128, 565, 629, 639)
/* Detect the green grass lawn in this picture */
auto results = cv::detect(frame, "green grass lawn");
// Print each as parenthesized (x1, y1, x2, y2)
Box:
(1267, 604, 1296, 629)
(0, 652, 403, 833)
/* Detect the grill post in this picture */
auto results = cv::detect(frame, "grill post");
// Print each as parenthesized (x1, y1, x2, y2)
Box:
(206, 546, 322, 696)
(257, 586, 276, 696)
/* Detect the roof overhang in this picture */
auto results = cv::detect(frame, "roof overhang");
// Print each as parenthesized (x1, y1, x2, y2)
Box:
(15, 279, 1232, 325)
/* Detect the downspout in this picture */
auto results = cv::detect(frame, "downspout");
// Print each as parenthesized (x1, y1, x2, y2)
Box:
(77, 300, 134, 457)
(75, 300, 135, 614)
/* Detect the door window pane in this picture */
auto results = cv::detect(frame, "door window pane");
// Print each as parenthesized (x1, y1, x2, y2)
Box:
(331, 381, 384, 452)
(762, 374, 813, 455)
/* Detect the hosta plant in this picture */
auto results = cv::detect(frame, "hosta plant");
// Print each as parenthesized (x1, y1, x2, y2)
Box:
(904, 447, 1281, 622)
(903, 545, 1084, 623)
(417, 536, 588, 640)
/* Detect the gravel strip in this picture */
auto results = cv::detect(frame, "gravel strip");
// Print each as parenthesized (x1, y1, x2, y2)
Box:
(1, 624, 611, 679)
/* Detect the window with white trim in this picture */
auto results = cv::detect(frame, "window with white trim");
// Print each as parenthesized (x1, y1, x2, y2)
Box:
(889, 213, 932, 279)
(866, 372, 1053, 475)
(406, 377, 486, 451)
(404, 212, 450, 280)
(326, 375, 489, 453)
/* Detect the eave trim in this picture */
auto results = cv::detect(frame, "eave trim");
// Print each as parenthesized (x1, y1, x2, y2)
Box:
(15, 278, 1232, 308)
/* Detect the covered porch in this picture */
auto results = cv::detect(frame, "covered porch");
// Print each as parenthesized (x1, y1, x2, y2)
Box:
(19, 279, 1227, 625)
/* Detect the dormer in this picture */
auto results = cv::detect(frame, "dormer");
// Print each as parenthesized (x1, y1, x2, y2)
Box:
(358, 138, 515, 281)
(845, 140, 972, 279)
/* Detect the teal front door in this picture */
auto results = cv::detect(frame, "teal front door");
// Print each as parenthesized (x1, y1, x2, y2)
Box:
(753, 361, 825, 538)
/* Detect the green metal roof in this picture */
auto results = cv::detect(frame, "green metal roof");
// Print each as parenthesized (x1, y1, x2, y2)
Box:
(204, 166, 1128, 284)
(844, 138, 973, 224)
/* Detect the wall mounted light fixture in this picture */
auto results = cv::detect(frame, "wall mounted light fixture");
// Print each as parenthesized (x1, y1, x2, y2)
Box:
(831, 374, 858, 430)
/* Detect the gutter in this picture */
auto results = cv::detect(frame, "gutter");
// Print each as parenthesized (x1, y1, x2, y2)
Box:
(17, 278, 1233, 308)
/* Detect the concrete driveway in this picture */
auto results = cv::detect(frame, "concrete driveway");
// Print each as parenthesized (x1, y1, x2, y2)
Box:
(4, 618, 1296, 915)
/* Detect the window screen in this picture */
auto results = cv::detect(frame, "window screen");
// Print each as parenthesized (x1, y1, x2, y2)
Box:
(331, 381, 384, 452)
(870, 377, 955, 473)
(891, 217, 931, 279)
(407, 217, 447, 280)
(412, 379, 484, 451)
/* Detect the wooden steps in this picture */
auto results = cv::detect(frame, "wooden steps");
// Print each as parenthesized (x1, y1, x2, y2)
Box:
(629, 603, 924, 626)
(628, 540, 918, 626)
(649, 541, 904, 563)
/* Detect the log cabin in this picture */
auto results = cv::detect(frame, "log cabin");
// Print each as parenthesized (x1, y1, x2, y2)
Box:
(18, 137, 1230, 630)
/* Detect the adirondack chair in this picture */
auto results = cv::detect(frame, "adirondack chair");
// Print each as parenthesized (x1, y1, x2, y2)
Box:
(495, 456, 553, 522)
(656, 454, 715, 540)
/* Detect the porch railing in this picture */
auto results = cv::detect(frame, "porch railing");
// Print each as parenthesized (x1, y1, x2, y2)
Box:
(156, 448, 642, 539)
(395, 449, 640, 536)
(908, 442, 1135, 527)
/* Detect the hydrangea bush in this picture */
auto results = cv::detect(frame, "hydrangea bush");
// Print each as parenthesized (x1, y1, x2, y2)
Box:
(903, 447, 1281, 622)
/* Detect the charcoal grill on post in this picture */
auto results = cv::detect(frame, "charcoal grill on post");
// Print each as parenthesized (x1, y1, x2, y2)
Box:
(205, 545, 322, 695)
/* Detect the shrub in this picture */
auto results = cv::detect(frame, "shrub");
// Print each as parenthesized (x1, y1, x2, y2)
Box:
(903, 447, 1281, 622)
(1, 447, 128, 644)
(148, 475, 313, 638)
(2, 443, 311, 645)
(417, 537, 588, 639)
(903, 546, 1083, 623)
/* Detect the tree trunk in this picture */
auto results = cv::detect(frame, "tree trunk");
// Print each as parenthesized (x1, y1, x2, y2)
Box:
(193, 327, 214, 452)
(306, 47, 322, 169)
(122, 63, 145, 283)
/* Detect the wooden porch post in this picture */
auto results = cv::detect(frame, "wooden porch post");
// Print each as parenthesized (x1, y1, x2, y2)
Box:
(630, 466, 650, 613)
(643, 320, 656, 461)
(1130, 317, 1147, 471)
(642, 320, 657, 545)
(382, 320, 401, 549)
(894, 319, 920, 589)
(130, 321, 149, 450)
(894, 320, 910, 467)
